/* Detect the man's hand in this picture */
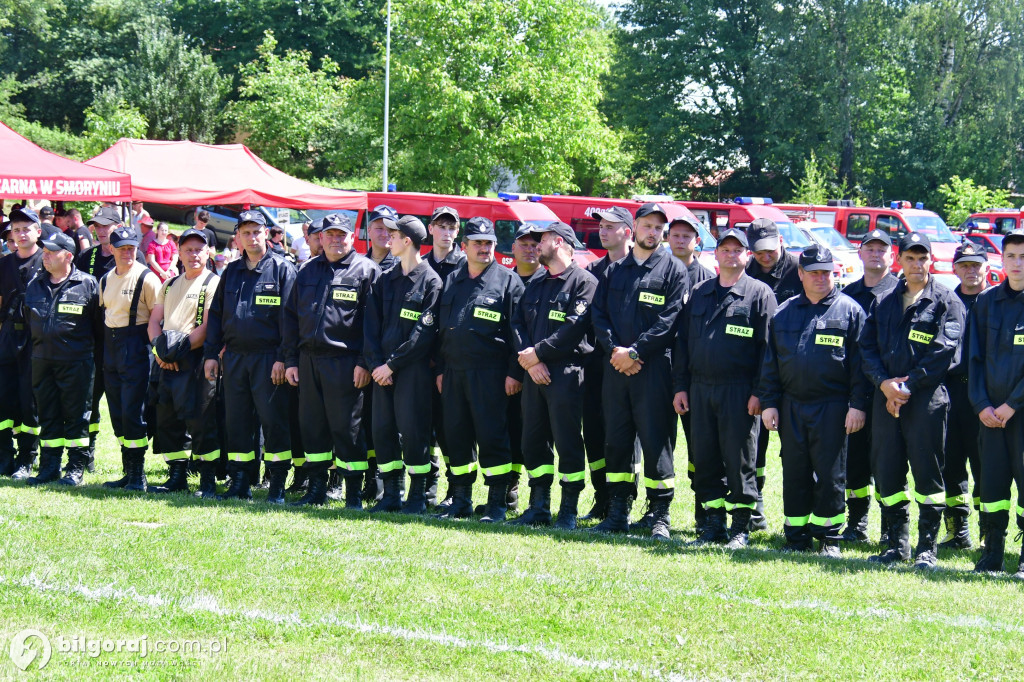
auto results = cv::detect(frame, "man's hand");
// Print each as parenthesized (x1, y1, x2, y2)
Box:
(285, 366, 299, 386)
(886, 397, 903, 418)
(979, 406, 1003, 428)
(761, 407, 779, 431)
(994, 403, 1017, 426)
(154, 356, 178, 372)
(372, 364, 394, 386)
(271, 361, 286, 385)
(505, 376, 523, 396)
(845, 408, 866, 434)
(673, 391, 689, 415)
(610, 347, 635, 373)
(204, 359, 220, 382)
(527, 362, 551, 385)
(353, 366, 371, 389)
(518, 347, 540, 370)
(747, 395, 762, 416)
(880, 377, 910, 404)
(436, 375, 443, 394)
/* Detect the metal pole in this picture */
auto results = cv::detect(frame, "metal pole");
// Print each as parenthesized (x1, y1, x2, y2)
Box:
(382, 0, 391, 192)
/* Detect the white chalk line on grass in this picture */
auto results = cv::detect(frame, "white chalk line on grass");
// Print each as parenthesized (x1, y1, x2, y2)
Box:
(1, 573, 702, 682)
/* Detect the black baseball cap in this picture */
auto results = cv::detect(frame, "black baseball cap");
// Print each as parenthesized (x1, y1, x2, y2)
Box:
(953, 242, 987, 264)
(395, 215, 427, 246)
(463, 217, 497, 242)
(39, 206, 54, 219)
(109, 226, 140, 248)
(747, 218, 779, 252)
(368, 205, 399, 230)
(308, 217, 326, 235)
(592, 206, 634, 229)
(799, 244, 833, 271)
(179, 228, 209, 245)
(430, 206, 460, 224)
(513, 224, 537, 241)
(668, 215, 700, 231)
(717, 228, 749, 249)
(8, 208, 39, 224)
(88, 206, 122, 226)
(861, 228, 892, 247)
(635, 203, 668, 222)
(322, 213, 354, 234)
(237, 210, 266, 227)
(41, 231, 75, 254)
(530, 221, 576, 245)
(898, 232, 931, 254)
(1003, 230, 1024, 247)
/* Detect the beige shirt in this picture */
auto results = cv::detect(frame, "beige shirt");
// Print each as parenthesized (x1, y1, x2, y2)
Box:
(156, 271, 220, 335)
(901, 287, 925, 312)
(99, 261, 160, 328)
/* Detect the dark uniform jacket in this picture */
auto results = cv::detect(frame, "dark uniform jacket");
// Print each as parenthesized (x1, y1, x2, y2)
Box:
(204, 248, 296, 363)
(512, 262, 597, 366)
(843, 272, 899, 313)
(426, 246, 464, 282)
(591, 246, 689, 361)
(860, 278, 965, 395)
(746, 250, 801, 305)
(74, 245, 145, 279)
(757, 288, 870, 410)
(371, 251, 398, 274)
(24, 266, 100, 362)
(687, 259, 715, 292)
(673, 273, 777, 391)
(948, 286, 983, 380)
(968, 282, 1024, 412)
(438, 260, 524, 377)
(364, 260, 442, 372)
(0, 249, 44, 361)
(283, 249, 378, 366)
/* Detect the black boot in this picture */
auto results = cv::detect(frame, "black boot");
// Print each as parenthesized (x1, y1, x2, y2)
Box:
(510, 485, 552, 526)
(1013, 537, 1024, 580)
(937, 512, 972, 550)
(819, 538, 842, 558)
(151, 460, 189, 494)
(285, 464, 308, 493)
(0, 447, 14, 477)
(436, 484, 473, 519)
(689, 509, 728, 546)
(973, 516, 1006, 572)
(725, 509, 752, 549)
(581, 475, 608, 521)
(124, 451, 148, 492)
(217, 463, 252, 500)
(506, 477, 520, 512)
(402, 476, 428, 514)
(878, 511, 890, 546)
(694, 502, 707, 536)
(265, 463, 288, 505)
(344, 475, 364, 510)
(650, 499, 671, 541)
(11, 450, 37, 482)
(592, 494, 630, 533)
(629, 500, 655, 532)
(913, 508, 942, 570)
(424, 469, 440, 507)
(27, 451, 62, 486)
(781, 525, 813, 552)
(750, 493, 768, 531)
(325, 470, 345, 501)
(361, 462, 382, 502)
(58, 452, 89, 486)
(373, 477, 404, 513)
(480, 483, 509, 523)
(291, 467, 329, 507)
(840, 497, 870, 542)
(554, 487, 581, 530)
(869, 511, 911, 564)
(196, 461, 218, 499)
(103, 451, 130, 488)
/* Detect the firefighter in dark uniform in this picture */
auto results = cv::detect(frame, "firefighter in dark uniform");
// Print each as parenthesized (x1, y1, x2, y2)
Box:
(674, 228, 777, 548)
(667, 214, 715, 530)
(0, 207, 43, 480)
(364, 215, 442, 513)
(204, 210, 297, 502)
(968, 229, 1024, 578)
(757, 245, 870, 556)
(861, 232, 965, 569)
(435, 217, 525, 522)
(99, 225, 160, 491)
(744, 217, 801, 530)
(511, 221, 598, 529)
(581, 206, 639, 520)
(147, 229, 220, 497)
(425, 206, 464, 507)
(283, 213, 378, 507)
(24, 232, 100, 486)
(940, 242, 989, 548)
(591, 203, 688, 539)
(838, 229, 899, 543)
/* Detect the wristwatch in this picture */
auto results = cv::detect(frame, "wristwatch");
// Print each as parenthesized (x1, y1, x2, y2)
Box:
(627, 347, 639, 361)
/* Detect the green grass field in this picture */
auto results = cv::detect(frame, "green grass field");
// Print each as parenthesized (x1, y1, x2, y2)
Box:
(1, 405, 1023, 680)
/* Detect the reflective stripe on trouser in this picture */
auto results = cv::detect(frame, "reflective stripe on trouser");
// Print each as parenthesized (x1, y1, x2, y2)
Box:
(442, 366, 512, 485)
(690, 379, 759, 510)
(0, 357, 39, 457)
(979, 415, 1024, 532)
(602, 354, 675, 502)
(152, 348, 219, 465)
(870, 384, 947, 513)
(297, 352, 360, 472)
(31, 357, 94, 461)
(521, 363, 587, 490)
(943, 377, 981, 518)
(222, 349, 292, 468)
(779, 398, 847, 542)
(104, 325, 150, 446)
(372, 361, 433, 478)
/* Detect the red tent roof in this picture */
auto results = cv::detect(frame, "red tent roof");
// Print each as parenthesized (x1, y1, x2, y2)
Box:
(86, 139, 365, 210)
(0, 121, 131, 201)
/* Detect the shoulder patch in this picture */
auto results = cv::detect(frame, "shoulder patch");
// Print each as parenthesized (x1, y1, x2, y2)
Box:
(574, 299, 589, 315)
(420, 311, 434, 327)
(944, 320, 962, 340)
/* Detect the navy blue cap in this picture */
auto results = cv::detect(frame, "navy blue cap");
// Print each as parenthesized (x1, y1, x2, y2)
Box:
(592, 206, 634, 229)
(237, 210, 266, 227)
(635, 203, 668, 222)
(717, 227, 749, 249)
(179, 228, 209, 245)
(322, 213, 354, 234)
(41, 231, 75, 254)
(898, 232, 931, 254)
(861, 228, 892, 247)
(308, 218, 326, 235)
(368, 205, 399, 230)
(8, 208, 39, 224)
(514, 224, 536, 241)
(799, 244, 833, 271)
(109, 226, 140, 248)
(668, 214, 700, 230)
(464, 217, 497, 242)
(530, 221, 576, 245)
(953, 242, 986, 264)
(88, 206, 122, 226)
(430, 206, 460, 224)
(747, 218, 779, 251)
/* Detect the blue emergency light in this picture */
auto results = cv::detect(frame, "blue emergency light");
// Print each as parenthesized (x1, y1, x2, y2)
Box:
(527, 194, 542, 202)
(915, 202, 924, 209)
(735, 197, 773, 205)
(387, 183, 396, 192)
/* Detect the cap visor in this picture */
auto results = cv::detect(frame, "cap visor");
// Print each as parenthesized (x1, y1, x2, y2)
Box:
(954, 255, 986, 264)
(801, 263, 833, 272)
(751, 238, 778, 252)
(860, 237, 890, 246)
(466, 234, 497, 242)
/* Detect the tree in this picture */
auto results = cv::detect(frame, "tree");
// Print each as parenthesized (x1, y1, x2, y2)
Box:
(937, 175, 1013, 226)
(82, 90, 148, 158)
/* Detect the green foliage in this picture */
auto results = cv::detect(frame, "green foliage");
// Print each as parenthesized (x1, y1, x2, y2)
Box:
(789, 153, 835, 205)
(82, 90, 149, 158)
(5, 118, 86, 159)
(937, 176, 1013, 226)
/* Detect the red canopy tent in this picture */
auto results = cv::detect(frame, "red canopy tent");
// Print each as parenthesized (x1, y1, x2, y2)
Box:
(0, 121, 131, 201)
(85, 139, 365, 210)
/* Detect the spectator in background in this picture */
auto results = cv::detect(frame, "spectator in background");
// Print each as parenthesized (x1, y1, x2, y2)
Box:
(194, 209, 217, 249)
(213, 251, 228, 276)
(130, 201, 151, 233)
(37, 205, 60, 239)
(269, 225, 287, 256)
(139, 215, 157, 254)
(291, 221, 311, 265)
(66, 209, 93, 252)
(225, 235, 240, 262)
(146, 222, 179, 282)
